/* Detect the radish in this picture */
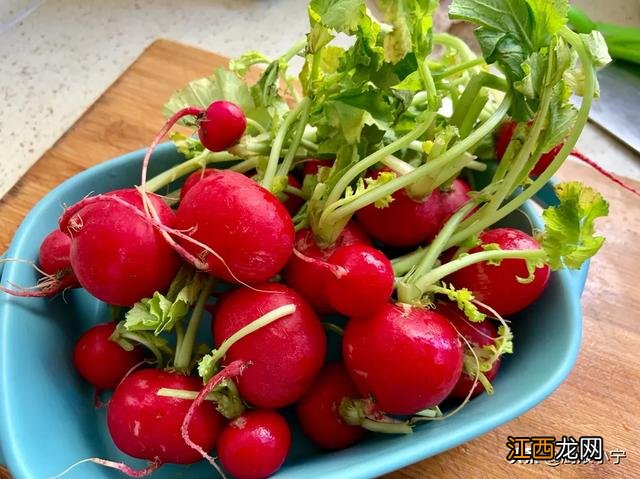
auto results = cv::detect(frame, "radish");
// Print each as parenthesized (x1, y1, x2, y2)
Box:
(197, 101, 247, 152)
(0, 229, 79, 298)
(217, 409, 291, 479)
(296, 362, 364, 450)
(180, 169, 216, 201)
(438, 302, 501, 399)
(175, 169, 294, 284)
(38, 229, 74, 277)
(343, 302, 463, 415)
(448, 228, 550, 316)
(355, 171, 471, 247)
(107, 368, 223, 465)
(212, 283, 326, 408)
(325, 244, 394, 318)
(73, 322, 144, 390)
(59, 189, 181, 306)
(284, 221, 370, 313)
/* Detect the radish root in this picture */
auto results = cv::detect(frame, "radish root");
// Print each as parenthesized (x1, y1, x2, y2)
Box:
(49, 456, 161, 479)
(181, 360, 250, 479)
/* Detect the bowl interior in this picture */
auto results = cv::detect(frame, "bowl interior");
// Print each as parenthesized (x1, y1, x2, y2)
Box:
(0, 145, 584, 479)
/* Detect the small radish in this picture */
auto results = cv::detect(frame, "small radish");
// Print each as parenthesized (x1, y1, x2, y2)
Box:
(296, 362, 365, 450)
(217, 409, 291, 479)
(212, 283, 326, 408)
(495, 120, 562, 177)
(197, 101, 247, 152)
(107, 369, 223, 465)
(59, 189, 181, 306)
(175, 169, 294, 284)
(343, 302, 463, 415)
(356, 172, 471, 247)
(38, 229, 74, 277)
(73, 322, 144, 390)
(284, 221, 371, 313)
(437, 302, 501, 399)
(325, 244, 394, 317)
(0, 229, 79, 298)
(448, 228, 550, 316)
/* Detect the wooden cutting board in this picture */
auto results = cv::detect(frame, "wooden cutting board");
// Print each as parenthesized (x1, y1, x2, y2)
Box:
(1, 39, 638, 479)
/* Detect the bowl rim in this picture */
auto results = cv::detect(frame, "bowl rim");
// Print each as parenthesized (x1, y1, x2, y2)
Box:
(0, 143, 587, 478)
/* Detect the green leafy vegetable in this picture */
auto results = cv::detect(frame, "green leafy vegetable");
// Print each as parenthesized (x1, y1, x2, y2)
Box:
(541, 181, 609, 270)
(124, 273, 206, 335)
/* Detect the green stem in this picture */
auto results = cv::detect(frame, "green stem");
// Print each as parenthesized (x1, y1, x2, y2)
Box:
(322, 112, 438, 211)
(262, 100, 309, 190)
(391, 247, 426, 276)
(380, 155, 415, 176)
(434, 33, 476, 62)
(418, 57, 439, 111)
(277, 97, 312, 177)
(120, 331, 164, 366)
(360, 418, 413, 435)
(209, 304, 296, 367)
(414, 249, 545, 293)
(229, 158, 258, 173)
(447, 28, 595, 248)
(145, 150, 237, 192)
(284, 185, 307, 199)
(433, 58, 485, 79)
(459, 90, 489, 138)
(157, 388, 216, 401)
(173, 276, 215, 372)
(245, 118, 267, 135)
(321, 94, 511, 227)
(283, 37, 308, 62)
(406, 203, 476, 283)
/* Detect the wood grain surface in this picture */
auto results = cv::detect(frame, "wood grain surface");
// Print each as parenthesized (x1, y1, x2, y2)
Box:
(1, 40, 638, 479)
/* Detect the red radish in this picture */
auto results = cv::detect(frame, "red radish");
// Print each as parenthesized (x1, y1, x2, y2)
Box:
(212, 283, 326, 408)
(325, 244, 394, 317)
(0, 230, 79, 298)
(283, 174, 304, 216)
(343, 302, 463, 415)
(296, 362, 365, 450)
(59, 189, 181, 306)
(197, 101, 247, 152)
(284, 221, 371, 313)
(73, 322, 144, 390)
(175, 169, 294, 284)
(217, 410, 291, 479)
(448, 228, 550, 316)
(180, 169, 216, 201)
(495, 120, 562, 177)
(38, 229, 73, 276)
(438, 302, 501, 399)
(107, 369, 223, 465)
(355, 172, 471, 247)
(303, 159, 334, 177)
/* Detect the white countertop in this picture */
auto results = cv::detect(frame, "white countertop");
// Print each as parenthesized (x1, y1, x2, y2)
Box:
(1, 0, 638, 199)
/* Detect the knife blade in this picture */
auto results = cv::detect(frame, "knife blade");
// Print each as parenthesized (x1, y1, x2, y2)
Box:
(589, 61, 640, 154)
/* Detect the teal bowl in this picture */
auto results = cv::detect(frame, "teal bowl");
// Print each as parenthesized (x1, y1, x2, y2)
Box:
(0, 144, 587, 478)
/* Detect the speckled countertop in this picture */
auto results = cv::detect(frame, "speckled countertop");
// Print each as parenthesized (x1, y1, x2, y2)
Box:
(0, 0, 638, 199)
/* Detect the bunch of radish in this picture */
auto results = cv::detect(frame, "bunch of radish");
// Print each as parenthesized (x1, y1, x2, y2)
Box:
(3, 1, 620, 478)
